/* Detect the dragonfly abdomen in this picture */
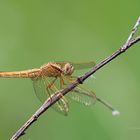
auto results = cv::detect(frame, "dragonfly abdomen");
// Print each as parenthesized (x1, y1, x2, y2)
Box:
(0, 69, 40, 78)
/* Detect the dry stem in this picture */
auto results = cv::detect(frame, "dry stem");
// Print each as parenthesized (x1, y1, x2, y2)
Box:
(10, 17, 140, 140)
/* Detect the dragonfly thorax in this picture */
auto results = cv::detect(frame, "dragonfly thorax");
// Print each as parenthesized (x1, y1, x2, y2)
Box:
(40, 62, 62, 77)
(40, 62, 74, 77)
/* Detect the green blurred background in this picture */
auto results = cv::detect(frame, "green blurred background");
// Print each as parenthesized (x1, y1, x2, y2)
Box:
(0, 0, 140, 140)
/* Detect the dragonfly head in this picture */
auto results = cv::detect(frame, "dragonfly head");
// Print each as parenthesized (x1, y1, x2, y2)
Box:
(62, 63, 74, 75)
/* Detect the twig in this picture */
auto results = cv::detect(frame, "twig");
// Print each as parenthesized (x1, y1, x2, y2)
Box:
(10, 17, 140, 140)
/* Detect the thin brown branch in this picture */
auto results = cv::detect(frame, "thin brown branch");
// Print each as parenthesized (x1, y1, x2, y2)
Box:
(10, 17, 140, 140)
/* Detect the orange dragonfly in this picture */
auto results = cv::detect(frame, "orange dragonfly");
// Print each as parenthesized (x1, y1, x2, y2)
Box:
(0, 62, 118, 115)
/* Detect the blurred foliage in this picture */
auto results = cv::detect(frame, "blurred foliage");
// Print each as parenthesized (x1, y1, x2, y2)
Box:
(0, 0, 140, 140)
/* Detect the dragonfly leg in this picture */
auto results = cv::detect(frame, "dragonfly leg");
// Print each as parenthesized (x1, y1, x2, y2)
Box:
(44, 78, 57, 102)
(45, 86, 53, 102)
(47, 77, 57, 88)
(59, 77, 69, 106)
(59, 77, 68, 99)
(46, 77, 64, 103)
(59, 77, 66, 88)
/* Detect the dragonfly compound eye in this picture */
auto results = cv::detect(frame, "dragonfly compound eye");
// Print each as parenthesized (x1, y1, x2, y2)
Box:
(63, 63, 74, 75)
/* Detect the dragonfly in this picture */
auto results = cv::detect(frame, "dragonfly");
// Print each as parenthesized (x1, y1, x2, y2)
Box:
(0, 62, 118, 115)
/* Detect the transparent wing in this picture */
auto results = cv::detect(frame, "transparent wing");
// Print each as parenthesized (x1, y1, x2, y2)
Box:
(61, 75, 116, 112)
(31, 76, 69, 116)
(56, 61, 96, 70)
(61, 75, 96, 106)
(50, 88, 69, 116)
(47, 78, 69, 116)
(70, 61, 96, 70)
(53, 99, 69, 116)
(67, 86, 96, 106)
(32, 77, 48, 103)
